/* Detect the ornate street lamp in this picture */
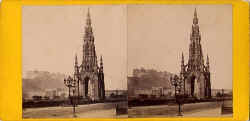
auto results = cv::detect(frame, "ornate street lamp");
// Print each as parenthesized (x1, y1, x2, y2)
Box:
(222, 89, 224, 108)
(170, 74, 184, 116)
(64, 75, 77, 117)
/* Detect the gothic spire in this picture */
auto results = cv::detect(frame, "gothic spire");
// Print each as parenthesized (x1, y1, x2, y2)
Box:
(84, 8, 93, 41)
(74, 54, 79, 76)
(194, 8, 197, 17)
(181, 52, 184, 65)
(100, 55, 103, 67)
(193, 8, 198, 25)
(82, 8, 98, 72)
(191, 8, 200, 37)
(86, 8, 91, 26)
(75, 54, 78, 66)
(181, 52, 185, 73)
(99, 55, 104, 73)
(205, 54, 209, 71)
(188, 8, 204, 72)
(206, 55, 209, 66)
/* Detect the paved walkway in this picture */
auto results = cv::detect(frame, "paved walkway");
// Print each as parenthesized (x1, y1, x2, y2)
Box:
(183, 107, 232, 117)
(23, 101, 232, 118)
(23, 102, 127, 118)
(128, 101, 233, 118)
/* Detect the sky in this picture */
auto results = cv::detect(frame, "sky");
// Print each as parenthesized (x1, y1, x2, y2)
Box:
(22, 5, 232, 90)
(127, 5, 232, 89)
(22, 5, 127, 90)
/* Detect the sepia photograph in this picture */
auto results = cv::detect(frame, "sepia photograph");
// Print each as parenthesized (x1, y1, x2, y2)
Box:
(127, 5, 233, 118)
(22, 4, 233, 119)
(22, 5, 128, 118)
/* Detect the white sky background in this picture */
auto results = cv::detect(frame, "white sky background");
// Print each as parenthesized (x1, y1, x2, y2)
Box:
(22, 5, 127, 90)
(22, 5, 232, 90)
(127, 5, 232, 90)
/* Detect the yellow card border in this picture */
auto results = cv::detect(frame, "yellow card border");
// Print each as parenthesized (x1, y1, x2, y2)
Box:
(0, 0, 248, 121)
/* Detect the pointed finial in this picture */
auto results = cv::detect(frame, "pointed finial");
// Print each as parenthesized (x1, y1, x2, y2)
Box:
(87, 7, 90, 17)
(193, 8, 198, 24)
(206, 54, 210, 71)
(86, 8, 91, 26)
(181, 52, 184, 65)
(100, 55, 103, 63)
(194, 8, 197, 18)
(99, 55, 103, 71)
(75, 54, 78, 65)
(206, 54, 209, 64)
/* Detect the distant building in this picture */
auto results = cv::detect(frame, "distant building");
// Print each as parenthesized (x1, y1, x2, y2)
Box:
(45, 88, 68, 100)
(45, 89, 55, 99)
(128, 68, 174, 98)
(211, 89, 232, 97)
(134, 88, 152, 96)
(131, 87, 174, 98)
(152, 87, 163, 97)
(23, 91, 46, 100)
(163, 87, 174, 97)
(132, 68, 172, 79)
(105, 90, 127, 98)
(133, 68, 147, 78)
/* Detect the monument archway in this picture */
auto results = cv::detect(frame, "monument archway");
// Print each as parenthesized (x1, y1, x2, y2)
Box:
(84, 76, 90, 98)
(190, 76, 196, 97)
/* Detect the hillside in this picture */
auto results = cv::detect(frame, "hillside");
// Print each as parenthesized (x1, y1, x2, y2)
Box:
(128, 69, 174, 96)
(22, 70, 66, 97)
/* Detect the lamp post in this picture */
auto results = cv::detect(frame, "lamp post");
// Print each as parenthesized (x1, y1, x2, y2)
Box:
(222, 89, 224, 108)
(170, 74, 184, 116)
(64, 76, 77, 117)
(72, 88, 77, 117)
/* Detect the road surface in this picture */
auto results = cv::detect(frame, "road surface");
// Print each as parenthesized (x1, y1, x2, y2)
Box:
(128, 100, 233, 118)
(23, 102, 127, 118)
(23, 101, 232, 118)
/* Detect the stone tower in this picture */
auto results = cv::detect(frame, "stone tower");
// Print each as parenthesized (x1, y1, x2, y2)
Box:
(74, 9, 105, 101)
(180, 8, 211, 99)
